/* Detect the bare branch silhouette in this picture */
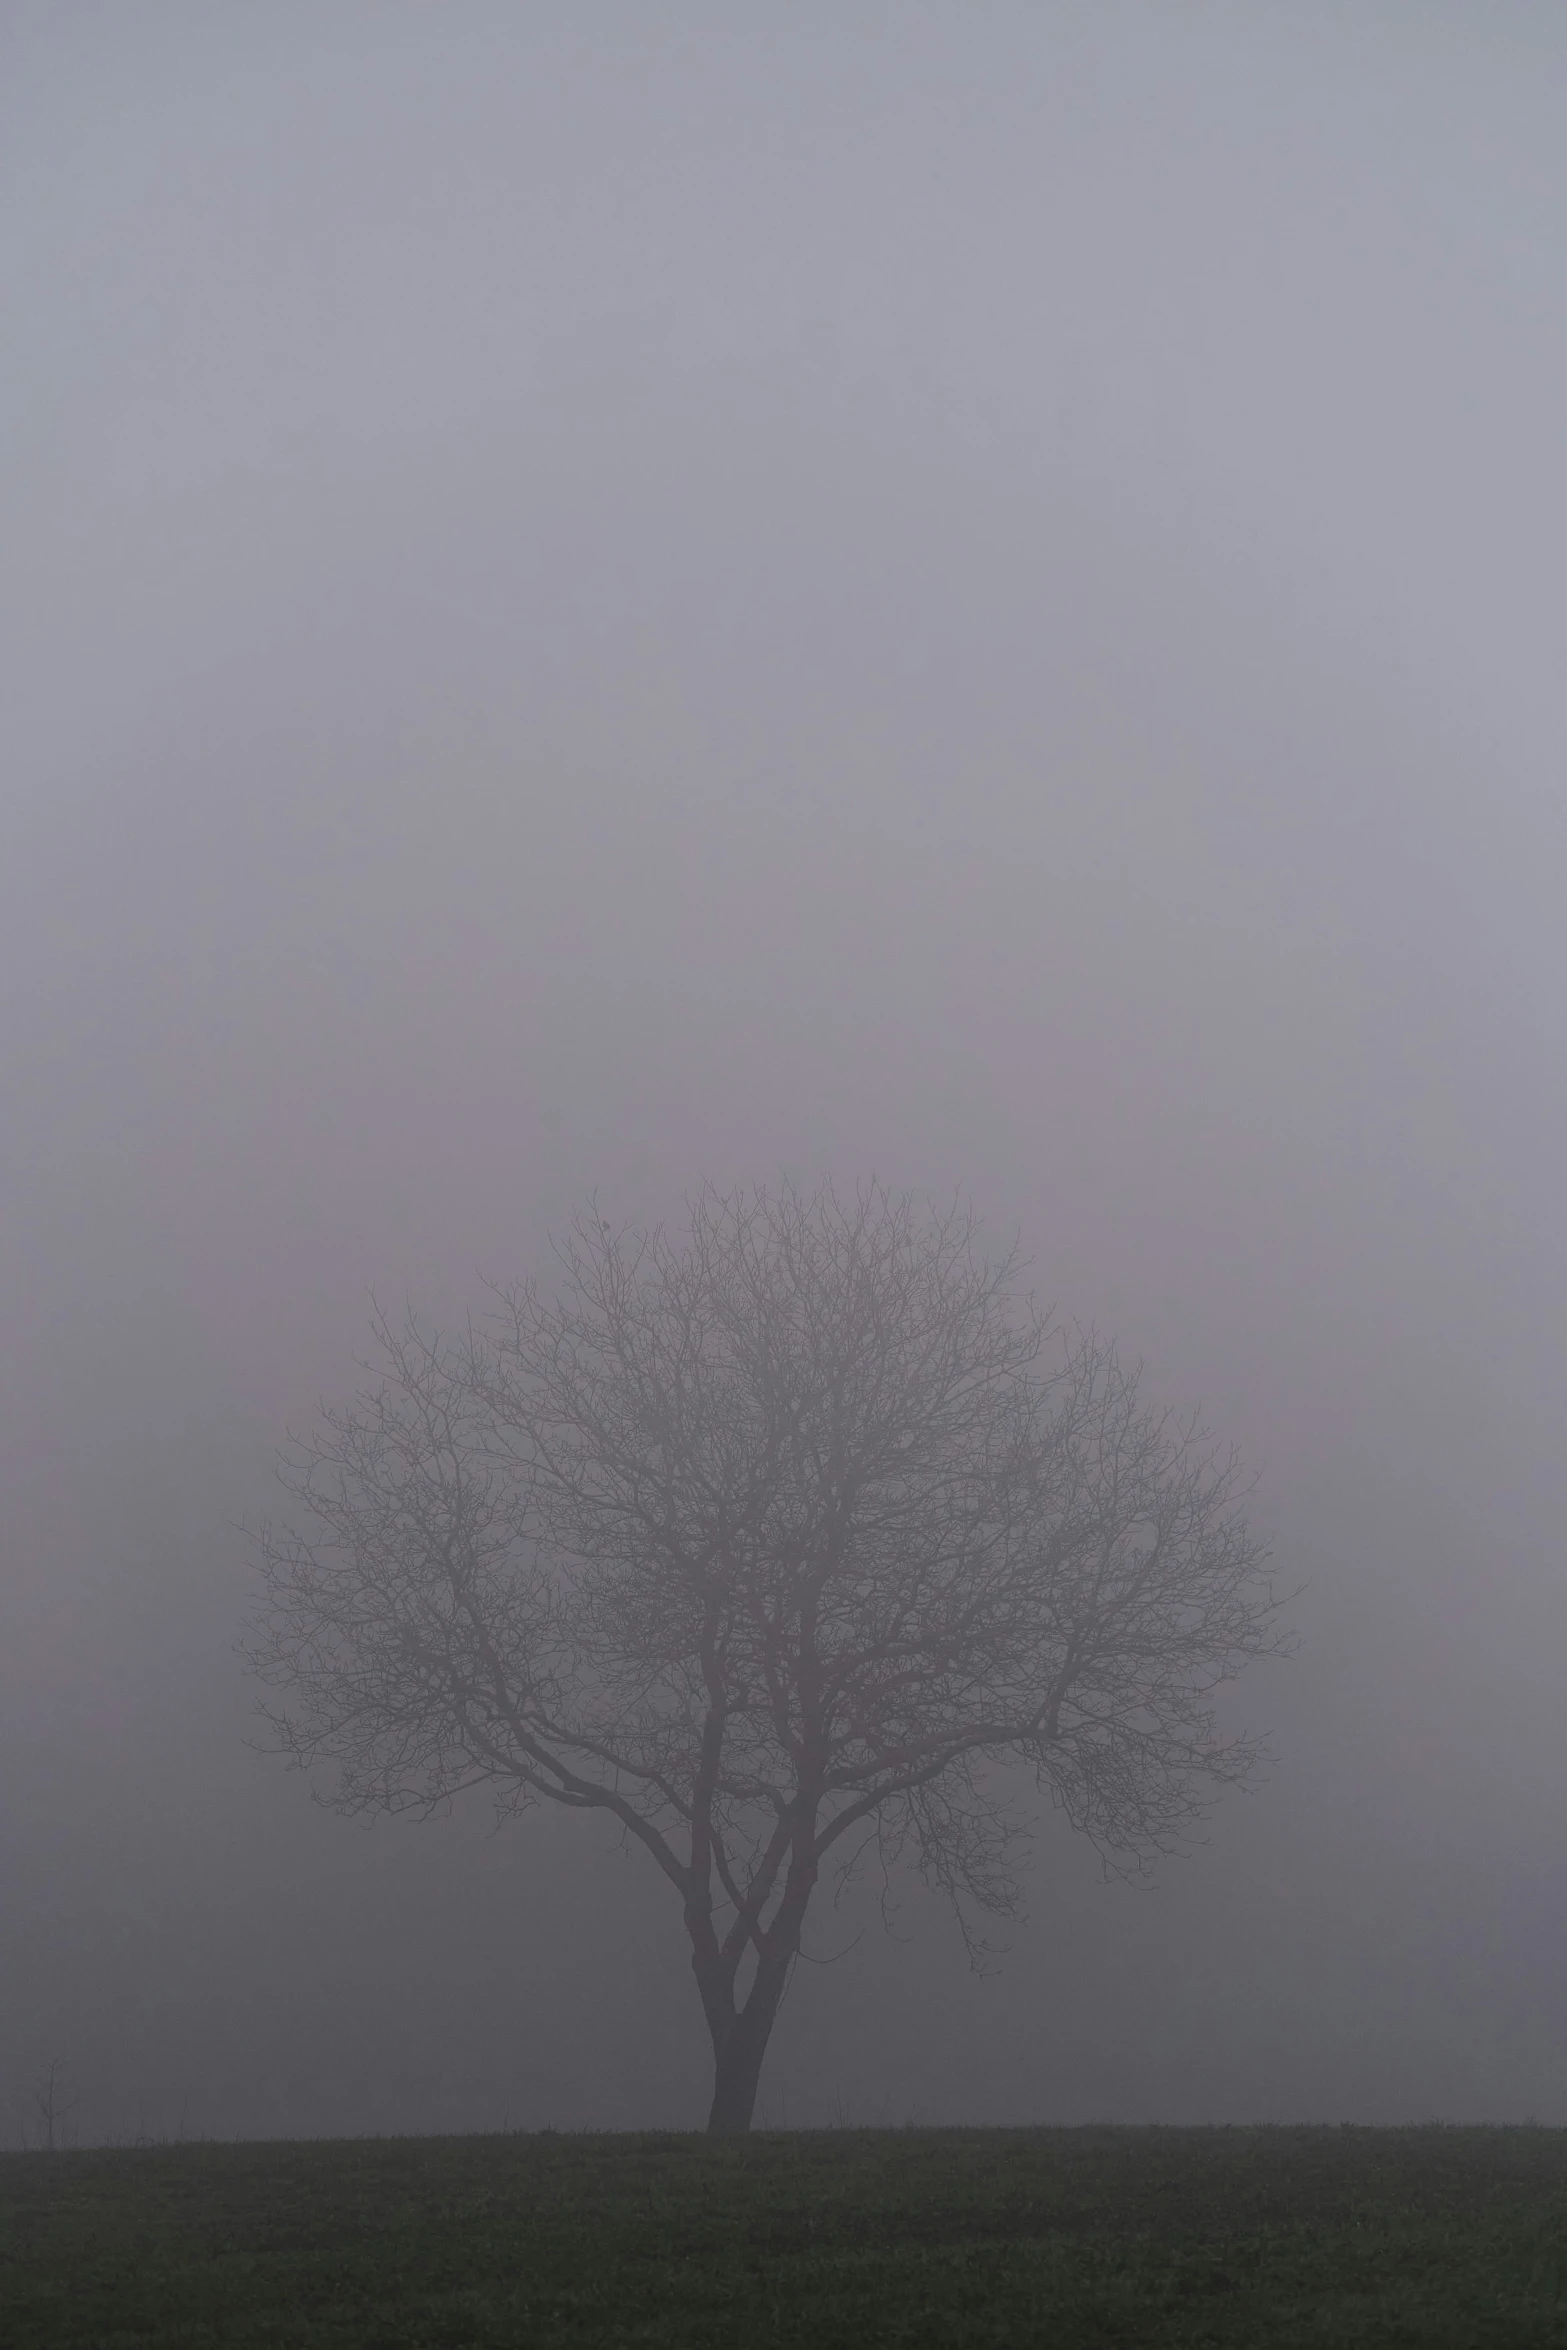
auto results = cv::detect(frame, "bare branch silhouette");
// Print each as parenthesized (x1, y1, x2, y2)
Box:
(248, 1181, 1284, 2132)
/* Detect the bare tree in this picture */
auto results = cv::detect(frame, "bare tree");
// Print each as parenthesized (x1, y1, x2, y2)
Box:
(22, 2057, 79, 2152)
(249, 1183, 1284, 2134)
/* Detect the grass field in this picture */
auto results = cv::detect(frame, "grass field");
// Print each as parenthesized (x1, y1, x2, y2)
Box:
(2, 2123, 1564, 2347)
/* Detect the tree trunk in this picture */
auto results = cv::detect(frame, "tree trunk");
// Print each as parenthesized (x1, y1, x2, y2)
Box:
(703, 1951, 791, 2135)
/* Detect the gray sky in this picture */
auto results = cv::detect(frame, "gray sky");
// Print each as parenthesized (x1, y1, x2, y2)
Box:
(3, 1, 1566, 2138)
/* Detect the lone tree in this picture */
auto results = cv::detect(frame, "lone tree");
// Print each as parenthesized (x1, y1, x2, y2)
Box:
(250, 1183, 1282, 2133)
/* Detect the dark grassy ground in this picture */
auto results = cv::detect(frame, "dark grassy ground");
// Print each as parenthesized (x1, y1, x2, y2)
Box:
(2, 2123, 1565, 2347)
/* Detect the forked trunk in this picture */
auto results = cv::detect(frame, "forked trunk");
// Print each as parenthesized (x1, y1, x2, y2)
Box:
(702, 1950, 792, 2135)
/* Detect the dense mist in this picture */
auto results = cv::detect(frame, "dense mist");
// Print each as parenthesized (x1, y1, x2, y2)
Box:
(3, 3, 1565, 2142)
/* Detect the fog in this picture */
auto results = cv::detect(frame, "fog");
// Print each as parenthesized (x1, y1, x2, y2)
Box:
(3, 2, 1565, 2141)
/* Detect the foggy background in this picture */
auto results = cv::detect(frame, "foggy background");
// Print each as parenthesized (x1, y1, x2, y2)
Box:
(3, 2, 1565, 2141)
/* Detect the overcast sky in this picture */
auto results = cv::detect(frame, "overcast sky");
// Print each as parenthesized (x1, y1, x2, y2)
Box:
(3, 1, 1566, 2139)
